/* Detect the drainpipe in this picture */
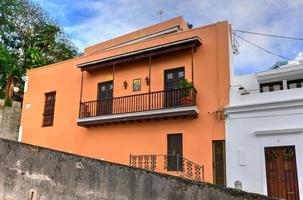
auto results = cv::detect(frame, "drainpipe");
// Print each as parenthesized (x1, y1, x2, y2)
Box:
(191, 45, 194, 86)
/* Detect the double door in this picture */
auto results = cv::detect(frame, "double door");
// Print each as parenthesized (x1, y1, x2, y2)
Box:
(265, 146, 299, 200)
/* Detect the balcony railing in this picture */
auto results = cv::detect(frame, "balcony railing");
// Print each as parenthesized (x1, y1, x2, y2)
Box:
(129, 154, 204, 182)
(79, 87, 197, 118)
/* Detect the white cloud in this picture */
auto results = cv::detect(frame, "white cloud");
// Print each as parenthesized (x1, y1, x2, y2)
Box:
(37, 0, 303, 74)
(295, 51, 303, 60)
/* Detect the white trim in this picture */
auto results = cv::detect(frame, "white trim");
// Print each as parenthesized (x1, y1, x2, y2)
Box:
(102, 26, 181, 52)
(18, 126, 22, 142)
(77, 106, 199, 123)
(225, 98, 303, 114)
(255, 128, 303, 136)
(256, 63, 303, 83)
(23, 76, 29, 93)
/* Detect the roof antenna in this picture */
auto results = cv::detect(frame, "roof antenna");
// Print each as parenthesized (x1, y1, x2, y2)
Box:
(157, 10, 164, 21)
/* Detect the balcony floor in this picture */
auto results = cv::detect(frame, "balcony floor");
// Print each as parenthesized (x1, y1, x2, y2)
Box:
(77, 106, 199, 127)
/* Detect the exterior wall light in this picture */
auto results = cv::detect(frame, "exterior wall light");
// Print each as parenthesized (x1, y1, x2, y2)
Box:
(145, 76, 150, 86)
(13, 86, 20, 93)
(123, 80, 128, 90)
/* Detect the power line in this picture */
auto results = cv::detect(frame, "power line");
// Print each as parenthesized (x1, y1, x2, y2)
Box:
(234, 33, 291, 60)
(234, 30, 303, 41)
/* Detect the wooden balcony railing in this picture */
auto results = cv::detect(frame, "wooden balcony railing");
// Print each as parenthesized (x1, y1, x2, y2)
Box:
(79, 87, 197, 118)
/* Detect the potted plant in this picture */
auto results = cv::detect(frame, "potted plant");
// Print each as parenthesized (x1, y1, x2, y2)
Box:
(179, 79, 193, 105)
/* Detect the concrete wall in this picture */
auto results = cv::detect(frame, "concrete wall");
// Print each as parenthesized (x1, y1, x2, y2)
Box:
(0, 100, 21, 141)
(0, 138, 272, 200)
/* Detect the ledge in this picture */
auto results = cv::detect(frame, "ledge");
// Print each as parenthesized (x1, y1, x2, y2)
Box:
(77, 106, 199, 127)
(225, 98, 303, 115)
(255, 128, 303, 136)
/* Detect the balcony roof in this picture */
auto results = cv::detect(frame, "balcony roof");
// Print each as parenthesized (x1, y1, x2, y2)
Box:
(78, 36, 202, 72)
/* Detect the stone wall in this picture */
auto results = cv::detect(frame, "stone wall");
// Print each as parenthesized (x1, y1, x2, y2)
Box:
(0, 100, 21, 141)
(0, 139, 273, 200)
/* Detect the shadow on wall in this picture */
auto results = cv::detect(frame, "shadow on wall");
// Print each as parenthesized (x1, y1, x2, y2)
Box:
(0, 99, 21, 141)
(0, 138, 274, 200)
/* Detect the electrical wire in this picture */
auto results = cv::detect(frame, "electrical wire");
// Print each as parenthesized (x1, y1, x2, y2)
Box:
(234, 33, 291, 60)
(234, 30, 303, 41)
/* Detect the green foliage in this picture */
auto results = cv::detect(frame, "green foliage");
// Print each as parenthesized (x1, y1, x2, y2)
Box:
(179, 79, 193, 97)
(0, 0, 79, 103)
(179, 79, 193, 89)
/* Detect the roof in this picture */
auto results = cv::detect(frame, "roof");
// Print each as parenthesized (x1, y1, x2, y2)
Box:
(78, 36, 202, 72)
(84, 16, 189, 55)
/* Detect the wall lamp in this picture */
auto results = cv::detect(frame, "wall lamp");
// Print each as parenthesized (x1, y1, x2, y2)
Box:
(145, 76, 150, 86)
(123, 80, 128, 90)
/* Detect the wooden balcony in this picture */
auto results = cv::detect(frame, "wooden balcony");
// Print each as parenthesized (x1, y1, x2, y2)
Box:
(77, 87, 198, 126)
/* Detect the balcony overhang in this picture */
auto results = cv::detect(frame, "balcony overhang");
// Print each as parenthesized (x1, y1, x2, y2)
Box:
(78, 36, 202, 72)
(77, 106, 199, 127)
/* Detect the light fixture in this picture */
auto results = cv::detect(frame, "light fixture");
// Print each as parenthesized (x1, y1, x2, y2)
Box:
(13, 86, 20, 93)
(123, 80, 128, 90)
(145, 76, 150, 86)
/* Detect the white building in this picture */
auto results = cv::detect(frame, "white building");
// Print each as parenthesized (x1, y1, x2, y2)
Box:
(226, 60, 303, 200)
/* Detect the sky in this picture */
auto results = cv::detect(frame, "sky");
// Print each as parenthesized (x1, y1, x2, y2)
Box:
(33, 0, 303, 75)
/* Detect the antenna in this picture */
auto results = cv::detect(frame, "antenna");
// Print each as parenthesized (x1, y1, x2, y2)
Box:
(157, 10, 164, 21)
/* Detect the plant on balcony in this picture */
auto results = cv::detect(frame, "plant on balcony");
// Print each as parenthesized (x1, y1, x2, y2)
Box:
(179, 79, 193, 105)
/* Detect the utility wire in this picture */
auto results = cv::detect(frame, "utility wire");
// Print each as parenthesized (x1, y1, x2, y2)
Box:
(234, 33, 291, 60)
(234, 30, 303, 41)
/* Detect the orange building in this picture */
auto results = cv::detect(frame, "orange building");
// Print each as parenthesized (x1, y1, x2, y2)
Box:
(20, 16, 232, 184)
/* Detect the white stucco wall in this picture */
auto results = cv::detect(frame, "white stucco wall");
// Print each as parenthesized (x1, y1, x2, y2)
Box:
(226, 105, 303, 196)
(226, 63, 303, 197)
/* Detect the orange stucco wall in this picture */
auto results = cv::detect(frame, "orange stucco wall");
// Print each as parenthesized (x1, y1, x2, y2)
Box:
(20, 19, 231, 183)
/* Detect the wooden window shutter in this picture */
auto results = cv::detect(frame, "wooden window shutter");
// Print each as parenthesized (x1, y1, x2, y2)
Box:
(43, 91, 56, 127)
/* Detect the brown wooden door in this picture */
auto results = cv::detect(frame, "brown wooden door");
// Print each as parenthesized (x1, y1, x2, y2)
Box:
(97, 81, 113, 115)
(265, 146, 299, 200)
(212, 140, 226, 186)
(164, 67, 184, 108)
(167, 134, 183, 171)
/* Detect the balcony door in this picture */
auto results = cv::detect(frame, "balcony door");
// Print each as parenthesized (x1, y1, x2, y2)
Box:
(164, 67, 184, 108)
(97, 81, 113, 115)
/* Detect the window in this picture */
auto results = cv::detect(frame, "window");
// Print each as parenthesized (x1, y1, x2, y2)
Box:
(42, 91, 56, 127)
(260, 81, 283, 93)
(287, 79, 303, 89)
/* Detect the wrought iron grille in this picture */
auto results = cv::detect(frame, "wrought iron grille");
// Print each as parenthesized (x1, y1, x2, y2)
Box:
(129, 154, 204, 182)
(79, 87, 197, 118)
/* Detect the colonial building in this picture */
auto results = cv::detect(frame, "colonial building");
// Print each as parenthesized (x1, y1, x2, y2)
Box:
(226, 60, 303, 199)
(20, 16, 232, 183)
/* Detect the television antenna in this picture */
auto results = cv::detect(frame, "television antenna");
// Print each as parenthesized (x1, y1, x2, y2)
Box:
(157, 10, 164, 21)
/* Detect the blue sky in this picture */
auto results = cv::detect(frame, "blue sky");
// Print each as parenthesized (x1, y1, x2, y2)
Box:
(33, 0, 303, 75)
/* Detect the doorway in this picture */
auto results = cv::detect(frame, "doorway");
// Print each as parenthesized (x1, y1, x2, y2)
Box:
(164, 67, 185, 108)
(97, 81, 113, 115)
(265, 146, 299, 200)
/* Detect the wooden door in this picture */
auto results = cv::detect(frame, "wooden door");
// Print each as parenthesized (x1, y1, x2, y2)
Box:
(164, 67, 184, 108)
(265, 146, 299, 200)
(167, 134, 183, 171)
(213, 140, 226, 186)
(97, 81, 113, 115)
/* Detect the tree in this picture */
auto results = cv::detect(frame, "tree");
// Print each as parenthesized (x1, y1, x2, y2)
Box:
(0, 0, 78, 105)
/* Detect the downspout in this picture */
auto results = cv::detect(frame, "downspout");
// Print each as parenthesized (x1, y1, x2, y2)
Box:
(191, 45, 194, 86)
(148, 55, 151, 110)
